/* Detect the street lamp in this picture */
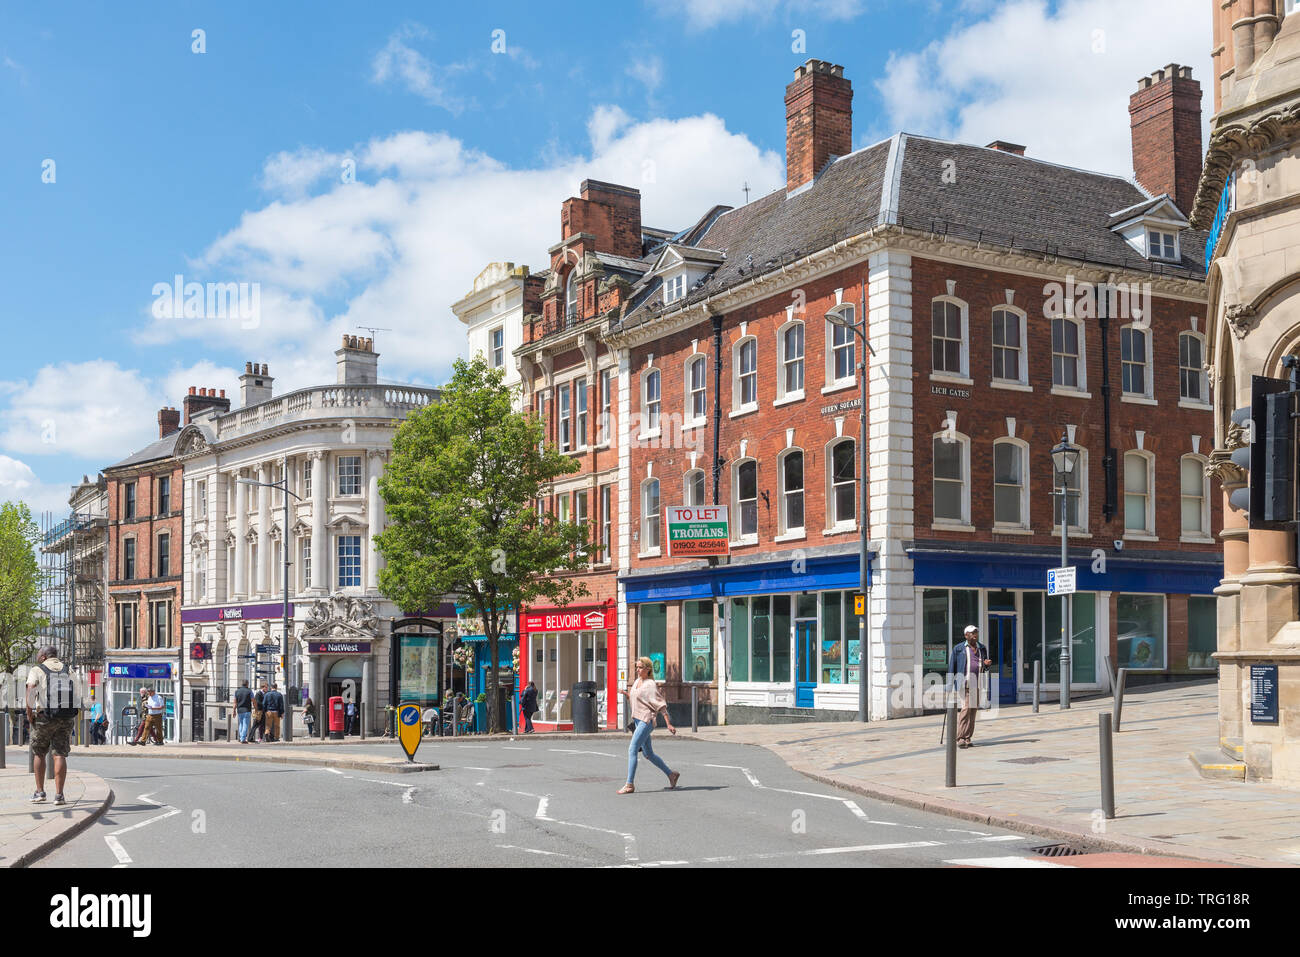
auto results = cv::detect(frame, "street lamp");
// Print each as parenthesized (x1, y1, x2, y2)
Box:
(826, 287, 876, 723)
(238, 456, 303, 740)
(1049, 433, 1079, 710)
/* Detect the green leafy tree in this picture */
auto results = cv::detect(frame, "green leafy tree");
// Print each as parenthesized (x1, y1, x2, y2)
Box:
(376, 356, 590, 733)
(0, 501, 48, 674)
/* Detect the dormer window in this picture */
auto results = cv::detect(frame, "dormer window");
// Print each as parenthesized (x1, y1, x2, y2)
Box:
(1147, 229, 1178, 261)
(663, 273, 686, 304)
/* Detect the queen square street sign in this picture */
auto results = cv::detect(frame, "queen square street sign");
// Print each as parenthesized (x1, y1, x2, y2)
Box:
(666, 505, 729, 557)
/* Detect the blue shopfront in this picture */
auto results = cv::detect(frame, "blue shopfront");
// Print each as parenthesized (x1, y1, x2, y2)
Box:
(909, 542, 1223, 703)
(623, 550, 874, 718)
(459, 632, 519, 733)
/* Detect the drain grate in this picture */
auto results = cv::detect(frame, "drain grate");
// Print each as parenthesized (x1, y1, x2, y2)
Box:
(1000, 756, 1070, 765)
(1030, 843, 1085, 858)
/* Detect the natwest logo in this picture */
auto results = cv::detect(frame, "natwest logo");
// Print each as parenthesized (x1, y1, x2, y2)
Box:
(217, 607, 243, 620)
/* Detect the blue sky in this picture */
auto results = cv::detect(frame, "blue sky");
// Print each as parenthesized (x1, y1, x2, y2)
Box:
(0, 0, 1210, 518)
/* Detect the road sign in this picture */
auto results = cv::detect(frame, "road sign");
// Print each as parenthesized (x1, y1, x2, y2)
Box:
(1047, 566, 1077, 596)
(255, 644, 280, 655)
(397, 702, 423, 761)
(665, 505, 729, 557)
(854, 594, 865, 615)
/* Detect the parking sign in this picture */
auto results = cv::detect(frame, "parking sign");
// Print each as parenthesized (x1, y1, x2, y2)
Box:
(1047, 566, 1077, 596)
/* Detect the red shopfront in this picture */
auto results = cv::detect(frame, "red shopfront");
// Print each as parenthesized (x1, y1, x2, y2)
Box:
(520, 602, 616, 730)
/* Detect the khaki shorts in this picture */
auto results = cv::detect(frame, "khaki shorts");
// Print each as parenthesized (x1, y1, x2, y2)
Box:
(31, 713, 75, 757)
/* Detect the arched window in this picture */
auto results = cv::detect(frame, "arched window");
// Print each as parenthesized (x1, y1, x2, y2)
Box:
(734, 337, 758, 410)
(828, 439, 856, 528)
(683, 469, 705, 507)
(778, 320, 805, 399)
(931, 297, 968, 377)
(992, 439, 1029, 528)
(1120, 324, 1152, 398)
(1124, 451, 1154, 534)
(1180, 455, 1209, 538)
(779, 449, 805, 535)
(641, 479, 661, 551)
(734, 460, 758, 540)
(933, 433, 970, 525)
(1052, 316, 1085, 391)
(642, 369, 661, 435)
(686, 355, 707, 424)
(1179, 332, 1207, 404)
(565, 270, 579, 323)
(991, 307, 1027, 385)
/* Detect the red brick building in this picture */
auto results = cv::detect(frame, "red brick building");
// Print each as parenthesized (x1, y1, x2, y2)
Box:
(102, 387, 229, 740)
(514, 59, 1220, 725)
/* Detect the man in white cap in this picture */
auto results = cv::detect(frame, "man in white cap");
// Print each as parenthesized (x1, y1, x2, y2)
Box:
(948, 625, 992, 748)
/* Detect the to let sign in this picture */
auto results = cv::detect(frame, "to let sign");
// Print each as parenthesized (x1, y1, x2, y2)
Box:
(665, 505, 729, 557)
(1047, 566, 1077, 596)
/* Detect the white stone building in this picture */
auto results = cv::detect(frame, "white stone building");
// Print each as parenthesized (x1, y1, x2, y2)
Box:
(453, 262, 535, 408)
(175, 337, 450, 738)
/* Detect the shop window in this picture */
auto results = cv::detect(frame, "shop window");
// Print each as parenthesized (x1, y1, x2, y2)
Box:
(1187, 596, 1217, 670)
(682, 600, 714, 683)
(752, 597, 772, 682)
(921, 588, 979, 679)
(729, 596, 749, 682)
(730, 595, 792, 684)
(820, 591, 864, 685)
(639, 603, 667, 680)
(1023, 591, 1097, 684)
(1117, 594, 1165, 670)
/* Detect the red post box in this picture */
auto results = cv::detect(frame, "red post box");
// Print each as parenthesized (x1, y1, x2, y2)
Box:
(328, 696, 345, 740)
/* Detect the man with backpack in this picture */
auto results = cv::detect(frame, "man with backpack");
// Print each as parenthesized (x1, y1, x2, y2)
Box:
(24, 645, 78, 805)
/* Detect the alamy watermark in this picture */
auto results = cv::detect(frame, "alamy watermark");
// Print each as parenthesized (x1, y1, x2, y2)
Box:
(151, 274, 260, 328)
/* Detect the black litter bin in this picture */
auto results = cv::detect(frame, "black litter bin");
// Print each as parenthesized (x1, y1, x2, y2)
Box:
(571, 681, 598, 733)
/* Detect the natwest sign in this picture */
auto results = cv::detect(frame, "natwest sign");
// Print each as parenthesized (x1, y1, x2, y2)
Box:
(522, 606, 615, 633)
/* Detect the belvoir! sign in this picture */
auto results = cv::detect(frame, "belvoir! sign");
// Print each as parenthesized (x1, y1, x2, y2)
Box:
(522, 606, 616, 633)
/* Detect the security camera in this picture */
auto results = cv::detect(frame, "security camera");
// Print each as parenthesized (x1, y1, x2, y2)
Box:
(1113, 539, 1124, 551)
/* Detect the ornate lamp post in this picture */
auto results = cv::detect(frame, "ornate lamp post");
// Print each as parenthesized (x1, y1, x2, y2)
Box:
(1049, 434, 1080, 710)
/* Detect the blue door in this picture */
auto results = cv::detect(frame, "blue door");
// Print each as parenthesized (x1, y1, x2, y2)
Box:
(795, 620, 817, 708)
(986, 614, 1017, 704)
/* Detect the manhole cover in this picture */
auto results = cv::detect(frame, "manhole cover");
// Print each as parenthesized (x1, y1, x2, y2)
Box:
(1000, 756, 1070, 765)
(1031, 843, 1084, 857)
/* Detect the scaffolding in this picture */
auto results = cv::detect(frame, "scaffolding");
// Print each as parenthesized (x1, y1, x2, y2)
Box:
(39, 477, 108, 669)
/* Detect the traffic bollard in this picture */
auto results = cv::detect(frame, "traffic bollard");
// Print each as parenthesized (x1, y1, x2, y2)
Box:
(226, 713, 234, 743)
(691, 686, 698, 733)
(944, 705, 958, 788)
(1032, 661, 1040, 714)
(360, 709, 367, 740)
(205, 717, 213, 743)
(1099, 712, 1115, 819)
(1114, 668, 1128, 732)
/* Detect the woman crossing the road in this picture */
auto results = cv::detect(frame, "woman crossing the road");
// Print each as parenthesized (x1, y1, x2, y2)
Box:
(618, 657, 680, 794)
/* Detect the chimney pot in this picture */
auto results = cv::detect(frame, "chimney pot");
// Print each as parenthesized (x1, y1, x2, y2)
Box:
(245, 361, 253, 373)
(189, 386, 197, 395)
(219, 389, 226, 398)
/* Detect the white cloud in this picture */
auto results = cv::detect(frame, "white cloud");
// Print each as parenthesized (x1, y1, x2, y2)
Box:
(370, 24, 467, 114)
(871, 0, 1213, 178)
(658, 0, 865, 29)
(0, 456, 73, 518)
(260, 148, 346, 196)
(627, 55, 664, 96)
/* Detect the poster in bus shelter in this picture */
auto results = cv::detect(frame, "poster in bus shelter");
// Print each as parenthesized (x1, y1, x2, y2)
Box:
(398, 634, 440, 702)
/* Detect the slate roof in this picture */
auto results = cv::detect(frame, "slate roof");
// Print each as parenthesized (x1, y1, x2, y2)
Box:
(105, 430, 184, 471)
(615, 133, 1207, 329)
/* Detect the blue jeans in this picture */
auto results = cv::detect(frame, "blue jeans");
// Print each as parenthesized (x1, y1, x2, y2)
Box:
(627, 719, 673, 784)
(238, 711, 251, 742)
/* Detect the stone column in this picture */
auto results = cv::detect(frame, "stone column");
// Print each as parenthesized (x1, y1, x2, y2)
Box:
(311, 451, 328, 594)
(233, 470, 247, 599)
(362, 656, 373, 735)
(1215, 476, 1249, 747)
(367, 449, 385, 591)
(257, 461, 272, 597)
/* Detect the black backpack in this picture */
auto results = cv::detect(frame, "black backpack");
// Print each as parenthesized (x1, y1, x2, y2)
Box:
(38, 663, 78, 719)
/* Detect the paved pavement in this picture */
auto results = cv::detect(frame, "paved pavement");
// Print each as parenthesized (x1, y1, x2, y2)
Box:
(688, 680, 1298, 867)
(39, 741, 1072, 868)
(0, 762, 112, 868)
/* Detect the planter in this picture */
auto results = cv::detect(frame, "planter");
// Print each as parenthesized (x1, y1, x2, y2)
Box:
(474, 701, 487, 733)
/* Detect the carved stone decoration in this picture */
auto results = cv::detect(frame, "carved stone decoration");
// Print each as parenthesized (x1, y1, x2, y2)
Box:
(301, 592, 380, 639)
(1226, 303, 1258, 340)
(1206, 448, 1247, 488)
(1190, 103, 1300, 227)
(1224, 420, 1251, 452)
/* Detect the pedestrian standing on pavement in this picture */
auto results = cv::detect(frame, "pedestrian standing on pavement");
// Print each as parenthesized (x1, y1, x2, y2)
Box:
(137, 687, 166, 745)
(129, 688, 151, 745)
(303, 697, 317, 738)
(25, 645, 78, 805)
(263, 684, 285, 742)
(617, 657, 679, 794)
(948, 624, 992, 749)
(252, 683, 268, 742)
(520, 681, 538, 734)
(233, 680, 253, 743)
(345, 699, 356, 736)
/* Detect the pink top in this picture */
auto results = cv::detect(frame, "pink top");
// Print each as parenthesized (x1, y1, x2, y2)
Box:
(629, 677, 667, 724)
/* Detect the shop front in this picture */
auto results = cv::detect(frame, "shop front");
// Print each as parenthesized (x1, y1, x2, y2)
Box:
(910, 542, 1224, 704)
(519, 602, 616, 730)
(105, 660, 178, 743)
(622, 550, 872, 722)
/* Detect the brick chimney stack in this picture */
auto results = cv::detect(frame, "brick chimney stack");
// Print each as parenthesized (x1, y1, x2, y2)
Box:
(1129, 63, 1203, 216)
(239, 362, 274, 408)
(158, 407, 180, 437)
(785, 59, 853, 194)
(336, 334, 380, 385)
(560, 181, 643, 260)
(986, 140, 1027, 156)
(182, 386, 232, 424)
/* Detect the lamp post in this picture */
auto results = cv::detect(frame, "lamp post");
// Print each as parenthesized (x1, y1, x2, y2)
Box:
(826, 285, 876, 723)
(1049, 433, 1079, 710)
(238, 456, 302, 739)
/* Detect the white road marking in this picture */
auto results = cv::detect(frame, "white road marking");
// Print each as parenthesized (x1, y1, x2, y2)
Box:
(137, 791, 164, 806)
(456, 745, 489, 749)
(502, 746, 531, 751)
(536, 800, 637, 861)
(402, 788, 416, 805)
(102, 795, 182, 868)
(109, 808, 181, 836)
(640, 840, 945, 867)
(104, 836, 132, 865)
(549, 749, 616, 757)
(461, 767, 494, 771)
(535, 797, 549, 819)
(944, 856, 1068, 868)
(496, 845, 586, 860)
(844, 801, 868, 819)
(975, 834, 1024, 842)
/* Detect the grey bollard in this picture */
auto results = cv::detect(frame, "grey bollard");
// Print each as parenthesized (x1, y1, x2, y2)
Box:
(691, 686, 699, 733)
(226, 713, 234, 743)
(0, 711, 6, 769)
(1032, 661, 1041, 714)
(360, 708, 367, 740)
(205, 717, 213, 743)
(944, 705, 958, 788)
(1099, 712, 1115, 819)
(1113, 668, 1128, 732)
